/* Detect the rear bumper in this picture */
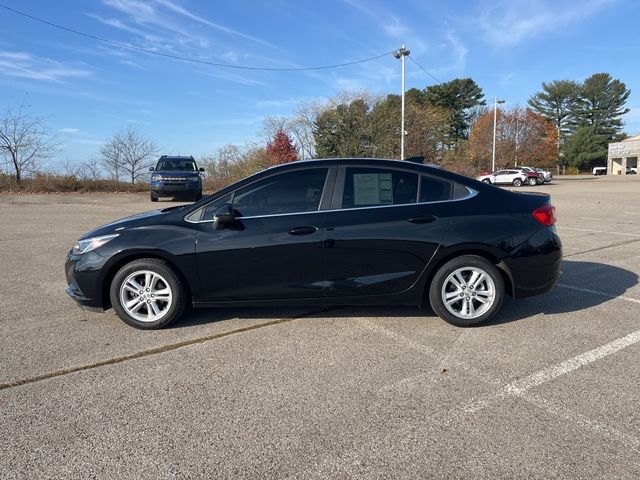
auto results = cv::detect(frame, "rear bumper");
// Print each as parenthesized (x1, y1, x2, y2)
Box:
(502, 226, 562, 299)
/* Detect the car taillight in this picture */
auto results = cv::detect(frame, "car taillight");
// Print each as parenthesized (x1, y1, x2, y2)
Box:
(532, 204, 556, 226)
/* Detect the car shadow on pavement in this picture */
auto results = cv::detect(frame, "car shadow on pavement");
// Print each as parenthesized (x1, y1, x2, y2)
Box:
(485, 259, 638, 326)
(174, 260, 638, 328)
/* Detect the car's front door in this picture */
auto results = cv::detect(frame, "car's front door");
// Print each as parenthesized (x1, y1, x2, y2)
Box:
(195, 167, 332, 301)
(322, 166, 449, 298)
(493, 171, 508, 184)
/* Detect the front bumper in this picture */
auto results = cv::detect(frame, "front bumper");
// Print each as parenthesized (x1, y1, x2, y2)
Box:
(150, 180, 201, 197)
(65, 251, 109, 310)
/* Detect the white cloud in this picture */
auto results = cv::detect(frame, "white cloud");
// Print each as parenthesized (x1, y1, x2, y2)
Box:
(150, 0, 278, 49)
(478, 0, 615, 47)
(0, 50, 92, 83)
(59, 128, 80, 134)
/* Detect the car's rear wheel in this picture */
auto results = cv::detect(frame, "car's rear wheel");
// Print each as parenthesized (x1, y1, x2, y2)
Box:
(193, 192, 202, 201)
(512, 178, 523, 187)
(528, 177, 538, 186)
(429, 255, 504, 327)
(110, 258, 187, 329)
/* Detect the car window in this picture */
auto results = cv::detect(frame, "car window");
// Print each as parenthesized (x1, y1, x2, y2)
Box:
(420, 175, 452, 202)
(452, 182, 471, 200)
(201, 194, 232, 221)
(232, 168, 328, 218)
(342, 168, 418, 208)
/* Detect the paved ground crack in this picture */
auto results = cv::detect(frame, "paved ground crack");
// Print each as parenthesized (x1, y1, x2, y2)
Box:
(0, 307, 341, 391)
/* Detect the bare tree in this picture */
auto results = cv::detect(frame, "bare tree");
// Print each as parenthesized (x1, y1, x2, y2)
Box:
(100, 137, 122, 182)
(61, 156, 81, 177)
(101, 126, 158, 184)
(0, 100, 58, 186)
(79, 157, 103, 181)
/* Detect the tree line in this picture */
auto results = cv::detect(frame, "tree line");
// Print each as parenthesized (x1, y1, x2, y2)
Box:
(0, 71, 631, 187)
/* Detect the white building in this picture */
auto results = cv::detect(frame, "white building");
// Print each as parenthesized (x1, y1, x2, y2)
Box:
(608, 134, 640, 174)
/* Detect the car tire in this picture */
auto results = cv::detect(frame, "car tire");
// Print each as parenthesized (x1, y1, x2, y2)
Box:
(482, 179, 491, 184)
(194, 192, 202, 201)
(528, 177, 538, 186)
(429, 255, 505, 327)
(512, 178, 523, 187)
(150, 193, 158, 202)
(109, 258, 188, 329)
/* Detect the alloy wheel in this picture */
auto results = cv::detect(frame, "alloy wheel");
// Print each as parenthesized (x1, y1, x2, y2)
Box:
(119, 270, 173, 322)
(441, 267, 496, 320)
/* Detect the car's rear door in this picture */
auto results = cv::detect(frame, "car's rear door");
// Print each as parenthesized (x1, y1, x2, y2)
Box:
(321, 165, 450, 298)
(195, 167, 334, 301)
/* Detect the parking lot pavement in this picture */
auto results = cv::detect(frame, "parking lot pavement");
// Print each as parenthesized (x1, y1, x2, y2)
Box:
(1, 175, 639, 479)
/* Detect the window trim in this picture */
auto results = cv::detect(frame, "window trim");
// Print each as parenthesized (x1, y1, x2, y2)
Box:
(185, 166, 333, 223)
(185, 164, 477, 224)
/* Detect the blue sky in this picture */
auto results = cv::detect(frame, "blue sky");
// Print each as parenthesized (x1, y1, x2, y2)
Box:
(1, 0, 639, 169)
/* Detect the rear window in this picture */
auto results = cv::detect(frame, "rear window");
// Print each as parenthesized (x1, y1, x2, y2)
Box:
(419, 176, 470, 202)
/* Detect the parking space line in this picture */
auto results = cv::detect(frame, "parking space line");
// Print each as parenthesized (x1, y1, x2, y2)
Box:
(557, 283, 640, 304)
(352, 321, 640, 463)
(463, 328, 640, 414)
(562, 238, 640, 257)
(0, 307, 341, 392)
(557, 226, 640, 238)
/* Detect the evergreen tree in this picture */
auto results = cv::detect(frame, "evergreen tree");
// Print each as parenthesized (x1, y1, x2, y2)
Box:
(422, 78, 485, 143)
(563, 126, 608, 171)
(527, 80, 580, 140)
(572, 73, 630, 138)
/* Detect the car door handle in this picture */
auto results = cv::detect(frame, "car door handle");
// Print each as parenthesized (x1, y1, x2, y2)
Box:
(408, 215, 437, 224)
(288, 226, 318, 236)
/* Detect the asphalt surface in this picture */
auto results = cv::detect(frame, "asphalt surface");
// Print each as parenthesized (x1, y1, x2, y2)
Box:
(1, 175, 639, 479)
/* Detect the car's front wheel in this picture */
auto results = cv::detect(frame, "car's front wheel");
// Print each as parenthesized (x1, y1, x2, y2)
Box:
(429, 255, 505, 327)
(109, 258, 188, 329)
(512, 178, 523, 187)
(482, 179, 491, 184)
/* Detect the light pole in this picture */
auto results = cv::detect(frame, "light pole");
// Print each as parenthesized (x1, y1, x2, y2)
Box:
(492, 96, 505, 172)
(393, 45, 410, 160)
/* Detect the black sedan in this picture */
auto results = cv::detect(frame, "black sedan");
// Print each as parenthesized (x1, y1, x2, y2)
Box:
(65, 158, 562, 329)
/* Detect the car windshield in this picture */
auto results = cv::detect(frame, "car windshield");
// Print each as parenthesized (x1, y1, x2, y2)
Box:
(156, 159, 197, 171)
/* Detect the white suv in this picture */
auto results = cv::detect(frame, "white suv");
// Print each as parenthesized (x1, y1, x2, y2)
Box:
(477, 170, 527, 187)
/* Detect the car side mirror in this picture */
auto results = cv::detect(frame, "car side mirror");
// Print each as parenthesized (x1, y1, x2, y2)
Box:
(213, 203, 235, 229)
(199, 167, 205, 172)
(149, 167, 154, 172)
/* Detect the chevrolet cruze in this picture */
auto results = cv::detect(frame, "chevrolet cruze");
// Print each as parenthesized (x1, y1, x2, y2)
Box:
(65, 158, 562, 329)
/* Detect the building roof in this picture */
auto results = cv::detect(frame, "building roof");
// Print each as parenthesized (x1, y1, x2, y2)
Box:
(621, 133, 640, 142)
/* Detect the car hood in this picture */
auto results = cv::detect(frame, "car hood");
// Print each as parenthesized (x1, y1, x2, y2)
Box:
(80, 205, 189, 239)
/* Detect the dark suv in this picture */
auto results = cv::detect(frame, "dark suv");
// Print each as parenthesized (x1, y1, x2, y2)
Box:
(149, 155, 204, 202)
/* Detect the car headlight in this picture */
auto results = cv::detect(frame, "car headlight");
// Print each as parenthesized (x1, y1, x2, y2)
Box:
(151, 174, 162, 181)
(73, 234, 119, 255)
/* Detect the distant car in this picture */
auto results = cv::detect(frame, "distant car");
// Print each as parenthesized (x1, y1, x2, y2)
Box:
(514, 167, 544, 185)
(65, 158, 562, 329)
(593, 167, 607, 176)
(626, 166, 637, 175)
(149, 155, 204, 202)
(534, 168, 553, 183)
(477, 170, 527, 187)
